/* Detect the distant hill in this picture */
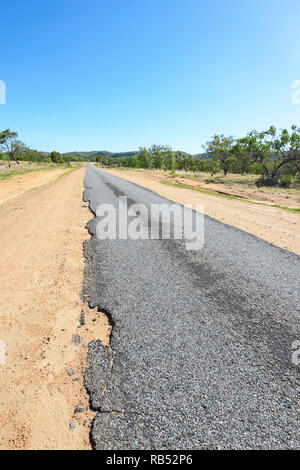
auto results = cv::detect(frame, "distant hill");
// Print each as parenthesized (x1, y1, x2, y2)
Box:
(63, 151, 138, 160)
(175, 151, 212, 159)
(62, 150, 212, 160)
(109, 151, 138, 159)
(192, 151, 213, 160)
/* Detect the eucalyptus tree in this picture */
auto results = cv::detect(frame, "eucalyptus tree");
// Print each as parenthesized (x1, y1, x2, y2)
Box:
(205, 134, 234, 175)
(240, 126, 300, 186)
(0, 129, 20, 166)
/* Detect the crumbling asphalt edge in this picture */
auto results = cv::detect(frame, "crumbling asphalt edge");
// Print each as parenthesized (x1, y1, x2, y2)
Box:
(81, 173, 116, 449)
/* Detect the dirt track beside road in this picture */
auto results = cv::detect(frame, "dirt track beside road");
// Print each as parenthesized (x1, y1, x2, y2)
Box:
(0, 166, 110, 449)
(0, 167, 72, 205)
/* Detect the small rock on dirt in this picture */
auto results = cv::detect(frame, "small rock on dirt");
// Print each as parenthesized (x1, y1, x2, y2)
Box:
(69, 422, 76, 431)
(72, 334, 82, 346)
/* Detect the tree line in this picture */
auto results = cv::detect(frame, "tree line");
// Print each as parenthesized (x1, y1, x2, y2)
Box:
(0, 129, 84, 166)
(97, 125, 300, 187)
(1, 126, 299, 186)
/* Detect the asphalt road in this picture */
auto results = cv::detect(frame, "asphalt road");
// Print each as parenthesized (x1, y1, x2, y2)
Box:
(83, 164, 300, 450)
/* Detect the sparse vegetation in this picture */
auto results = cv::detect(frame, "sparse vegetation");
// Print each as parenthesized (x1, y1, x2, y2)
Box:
(97, 125, 300, 188)
(1, 125, 299, 189)
(0, 129, 21, 166)
(0, 128, 86, 182)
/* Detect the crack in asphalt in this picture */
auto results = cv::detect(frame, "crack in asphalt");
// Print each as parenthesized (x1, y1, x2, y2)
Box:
(82, 164, 300, 450)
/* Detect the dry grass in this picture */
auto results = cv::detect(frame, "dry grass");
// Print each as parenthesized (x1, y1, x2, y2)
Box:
(0, 161, 81, 181)
(113, 168, 300, 208)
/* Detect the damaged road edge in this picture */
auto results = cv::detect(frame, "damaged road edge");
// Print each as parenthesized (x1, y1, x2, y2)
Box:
(82, 176, 116, 448)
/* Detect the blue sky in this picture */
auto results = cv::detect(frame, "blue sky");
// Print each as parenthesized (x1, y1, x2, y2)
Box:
(0, 0, 299, 154)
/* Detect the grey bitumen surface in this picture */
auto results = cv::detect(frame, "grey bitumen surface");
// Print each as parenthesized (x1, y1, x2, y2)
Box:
(83, 164, 300, 450)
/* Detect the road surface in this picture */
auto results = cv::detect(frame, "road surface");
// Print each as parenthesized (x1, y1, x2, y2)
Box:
(83, 164, 300, 450)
